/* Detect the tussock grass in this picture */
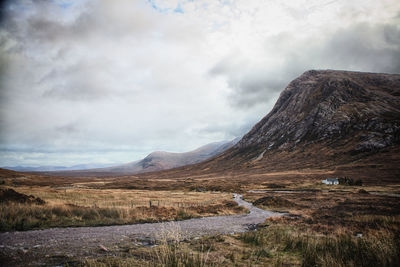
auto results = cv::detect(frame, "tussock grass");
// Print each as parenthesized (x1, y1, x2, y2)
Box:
(351, 214, 400, 226)
(0, 199, 246, 231)
(76, 215, 400, 267)
(81, 222, 214, 267)
(82, 257, 144, 267)
(150, 222, 213, 267)
(0, 186, 246, 231)
(240, 220, 400, 267)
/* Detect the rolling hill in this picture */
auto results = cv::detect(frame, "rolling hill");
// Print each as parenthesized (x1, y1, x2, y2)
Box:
(35, 138, 239, 176)
(97, 138, 239, 173)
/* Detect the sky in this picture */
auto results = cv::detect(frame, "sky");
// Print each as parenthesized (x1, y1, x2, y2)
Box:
(0, 0, 399, 167)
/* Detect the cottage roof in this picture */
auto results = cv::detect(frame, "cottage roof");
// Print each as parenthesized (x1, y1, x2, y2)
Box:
(326, 178, 338, 181)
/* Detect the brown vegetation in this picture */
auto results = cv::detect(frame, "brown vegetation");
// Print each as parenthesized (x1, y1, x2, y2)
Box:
(0, 186, 246, 231)
(0, 188, 45, 205)
(1, 168, 399, 266)
(244, 190, 400, 233)
(79, 213, 400, 267)
(253, 196, 298, 209)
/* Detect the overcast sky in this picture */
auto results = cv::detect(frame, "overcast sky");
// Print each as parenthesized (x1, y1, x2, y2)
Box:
(0, 0, 399, 167)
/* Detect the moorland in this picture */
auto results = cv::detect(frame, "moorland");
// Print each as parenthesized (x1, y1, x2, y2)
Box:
(1, 70, 400, 266)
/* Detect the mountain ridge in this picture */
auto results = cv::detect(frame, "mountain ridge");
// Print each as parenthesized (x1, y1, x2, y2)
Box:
(6, 70, 399, 183)
(98, 138, 239, 173)
(30, 138, 239, 176)
(138, 70, 400, 183)
(236, 69, 400, 152)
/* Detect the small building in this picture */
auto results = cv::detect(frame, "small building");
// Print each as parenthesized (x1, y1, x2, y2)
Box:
(322, 178, 339, 185)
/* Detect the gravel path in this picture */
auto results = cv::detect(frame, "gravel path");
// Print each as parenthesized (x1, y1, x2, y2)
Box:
(0, 194, 283, 266)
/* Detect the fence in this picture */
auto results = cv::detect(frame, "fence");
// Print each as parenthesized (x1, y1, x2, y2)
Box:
(86, 196, 226, 209)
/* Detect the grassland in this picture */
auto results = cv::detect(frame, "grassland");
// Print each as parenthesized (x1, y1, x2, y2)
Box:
(0, 186, 246, 231)
(76, 215, 400, 267)
(1, 168, 399, 266)
(73, 182, 400, 266)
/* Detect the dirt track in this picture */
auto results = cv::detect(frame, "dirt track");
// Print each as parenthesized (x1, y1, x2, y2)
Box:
(0, 194, 283, 266)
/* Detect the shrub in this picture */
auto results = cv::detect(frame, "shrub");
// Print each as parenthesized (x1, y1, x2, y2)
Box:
(338, 177, 363, 186)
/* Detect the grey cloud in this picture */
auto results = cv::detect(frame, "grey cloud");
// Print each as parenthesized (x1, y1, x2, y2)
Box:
(55, 122, 80, 134)
(212, 22, 400, 109)
(42, 84, 108, 101)
(20, 0, 197, 47)
(383, 24, 400, 46)
(210, 60, 300, 108)
(0, 1, 223, 166)
(27, 17, 71, 42)
(0, 0, 200, 103)
(40, 67, 113, 101)
(198, 120, 255, 138)
(1, 0, 398, 167)
(227, 77, 287, 108)
(5, 1, 157, 44)
(321, 23, 400, 73)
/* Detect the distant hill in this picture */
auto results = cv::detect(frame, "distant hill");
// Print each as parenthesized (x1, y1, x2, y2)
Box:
(143, 70, 400, 183)
(3, 163, 116, 172)
(7, 70, 400, 183)
(31, 138, 239, 176)
(97, 138, 240, 174)
(90, 138, 239, 174)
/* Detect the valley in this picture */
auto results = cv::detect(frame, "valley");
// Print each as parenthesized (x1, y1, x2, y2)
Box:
(1, 70, 399, 266)
(0, 166, 399, 266)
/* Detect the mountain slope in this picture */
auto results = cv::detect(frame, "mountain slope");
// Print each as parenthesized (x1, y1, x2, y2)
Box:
(236, 70, 400, 153)
(42, 138, 239, 176)
(142, 70, 400, 183)
(101, 138, 239, 173)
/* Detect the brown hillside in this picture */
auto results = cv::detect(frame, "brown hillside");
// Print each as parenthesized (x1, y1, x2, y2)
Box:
(138, 70, 400, 184)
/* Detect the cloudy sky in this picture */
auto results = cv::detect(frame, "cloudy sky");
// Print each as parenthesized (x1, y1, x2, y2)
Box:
(0, 0, 399, 167)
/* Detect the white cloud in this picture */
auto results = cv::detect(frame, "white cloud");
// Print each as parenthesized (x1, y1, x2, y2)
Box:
(0, 0, 399, 166)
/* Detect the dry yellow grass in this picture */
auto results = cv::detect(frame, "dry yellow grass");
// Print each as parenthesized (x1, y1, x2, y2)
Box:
(0, 186, 246, 231)
(14, 186, 232, 208)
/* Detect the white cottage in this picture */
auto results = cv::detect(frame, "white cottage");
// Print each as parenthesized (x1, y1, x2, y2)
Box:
(322, 178, 339, 185)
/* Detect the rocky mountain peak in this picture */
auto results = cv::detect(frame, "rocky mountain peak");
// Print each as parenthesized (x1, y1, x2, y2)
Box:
(236, 70, 400, 153)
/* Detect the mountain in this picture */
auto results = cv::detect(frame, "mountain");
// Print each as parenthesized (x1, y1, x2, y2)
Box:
(3, 163, 117, 172)
(36, 138, 239, 176)
(97, 138, 239, 174)
(235, 70, 400, 154)
(144, 70, 400, 183)
(14, 70, 399, 183)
